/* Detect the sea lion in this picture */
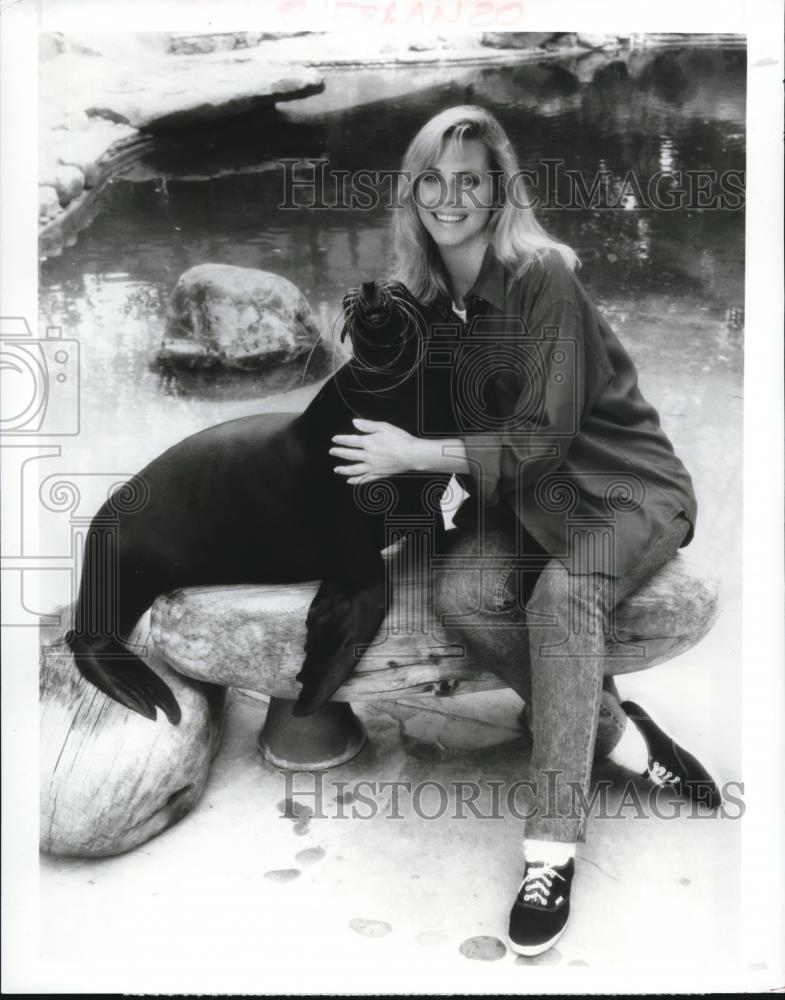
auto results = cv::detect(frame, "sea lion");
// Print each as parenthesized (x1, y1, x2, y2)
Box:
(65, 280, 456, 723)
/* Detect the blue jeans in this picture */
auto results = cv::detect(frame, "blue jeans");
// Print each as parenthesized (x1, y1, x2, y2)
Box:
(432, 510, 692, 843)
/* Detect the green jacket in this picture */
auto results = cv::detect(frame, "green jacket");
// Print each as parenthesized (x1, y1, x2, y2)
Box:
(429, 242, 698, 577)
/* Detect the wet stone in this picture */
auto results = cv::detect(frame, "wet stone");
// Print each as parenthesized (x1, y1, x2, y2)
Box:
(348, 917, 392, 939)
(263, 868, 301, 884)
(277, 798, 313, 835)
(295, 846, 326, 865)
(459, 936, 507, 961)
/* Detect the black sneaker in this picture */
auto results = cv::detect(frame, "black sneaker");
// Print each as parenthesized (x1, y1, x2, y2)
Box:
(621, 699, 723, 809)
(508, 857, 574, 956)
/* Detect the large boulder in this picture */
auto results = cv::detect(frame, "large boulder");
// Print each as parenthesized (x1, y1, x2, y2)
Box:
(480, 32, 554, 49)
(577, 33, 620, 50)
(40, 612, 226, 857)
(158, 263, 324, 371)
(39, 120, 141, 191)
(60, 32, 173, 61)
(38, 162, 85, 207)
(544, 32, 580, 50)
(40, 47, 324, 134)
(82, 54, 324, 132)
(168, 31, 314, 55)
(39, 186, 62, 223)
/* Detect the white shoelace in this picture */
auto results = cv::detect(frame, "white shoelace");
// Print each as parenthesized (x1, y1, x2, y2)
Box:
(521, 864, 566, 906)
(649, 761, 681, 786)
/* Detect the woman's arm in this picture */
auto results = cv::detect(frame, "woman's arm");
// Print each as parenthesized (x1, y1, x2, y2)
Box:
(411, 437, 470, 475)
(330, 419, 469, 484)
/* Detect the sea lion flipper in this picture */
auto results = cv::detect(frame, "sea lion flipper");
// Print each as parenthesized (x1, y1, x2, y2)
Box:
(75, 657, 156, 720)
(69, 634, 182, 725)
(293, 576, 387, 717)
(132, 663, 183, 726)
(103, 672, 158, 721)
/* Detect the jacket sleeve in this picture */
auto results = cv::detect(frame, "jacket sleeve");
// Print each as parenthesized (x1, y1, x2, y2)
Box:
(461, 296, 604, 507)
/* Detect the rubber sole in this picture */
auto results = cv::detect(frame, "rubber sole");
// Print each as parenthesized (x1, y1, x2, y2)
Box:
(508, 922, 568, 957)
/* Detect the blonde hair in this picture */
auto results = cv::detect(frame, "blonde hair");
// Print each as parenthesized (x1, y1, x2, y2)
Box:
(390, 105, 578, 302)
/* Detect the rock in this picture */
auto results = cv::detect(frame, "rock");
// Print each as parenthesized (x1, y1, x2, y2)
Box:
(592, 60, 631, 86)
(38, 163, 85, 207)
(50, 108, 91, 133)
(575, 31, 619, 49)
(480, 32, 553, 49)
(64, 31, 173, 61)
(158, 264, 323, 371)
(171, 34, 219, 55)
(39, 186, 62, 222)
(395, 49, 442, 64)
(544, 32, 580, 50)
(39, 121, 139, 190)
(459, 935, 507, 961)
(169, 31, 267, 55)
(577, 33, 619, 50)
(408, 37, 441, 51)
(40, 612, 226, 857)
(150, 554, 720, 702)
(39, 552, 719, 856)
(39, 91, 91, 138)
(571, 51, 626, 85)
(82, 55, 324, 132)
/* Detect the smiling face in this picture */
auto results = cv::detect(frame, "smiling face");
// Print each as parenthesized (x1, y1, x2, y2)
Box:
(413, 137, 495, 254)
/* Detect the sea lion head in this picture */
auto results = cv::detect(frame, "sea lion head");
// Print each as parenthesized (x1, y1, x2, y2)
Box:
(339, 280, 427, 384)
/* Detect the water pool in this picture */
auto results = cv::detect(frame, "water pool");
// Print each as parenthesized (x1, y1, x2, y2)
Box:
(37, 43, 745, 614)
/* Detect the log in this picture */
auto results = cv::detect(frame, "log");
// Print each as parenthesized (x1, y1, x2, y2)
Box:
(40, 611, 226, 857)
(39, 553, 718, 857)
(151, 555, 720, 701)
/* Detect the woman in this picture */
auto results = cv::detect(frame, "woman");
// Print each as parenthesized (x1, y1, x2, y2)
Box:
(329, 105, 721, 956)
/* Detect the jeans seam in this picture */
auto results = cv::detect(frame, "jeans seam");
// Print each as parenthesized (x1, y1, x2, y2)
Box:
(492, 565, 516, 612)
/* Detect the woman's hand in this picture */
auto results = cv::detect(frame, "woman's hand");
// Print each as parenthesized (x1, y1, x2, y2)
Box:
(330, 419, 420, 484)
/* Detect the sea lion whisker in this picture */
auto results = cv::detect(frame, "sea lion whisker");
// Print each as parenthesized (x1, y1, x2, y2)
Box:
(300, 325, 331, 386)
(392, 301, 426, 342)
(322, 306, 352, 383)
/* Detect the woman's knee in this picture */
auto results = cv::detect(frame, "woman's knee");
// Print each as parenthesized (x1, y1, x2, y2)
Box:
(432, 531, 521, 621)
(527, 559, 607, 635)
(527, 559, 571, 617)
(433, 562, 483, 620)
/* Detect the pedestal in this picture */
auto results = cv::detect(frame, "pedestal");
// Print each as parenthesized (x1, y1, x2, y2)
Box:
(258, 696, 368, 770)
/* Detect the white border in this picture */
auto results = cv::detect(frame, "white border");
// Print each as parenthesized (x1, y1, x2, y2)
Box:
(2, 0, 783, 992)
